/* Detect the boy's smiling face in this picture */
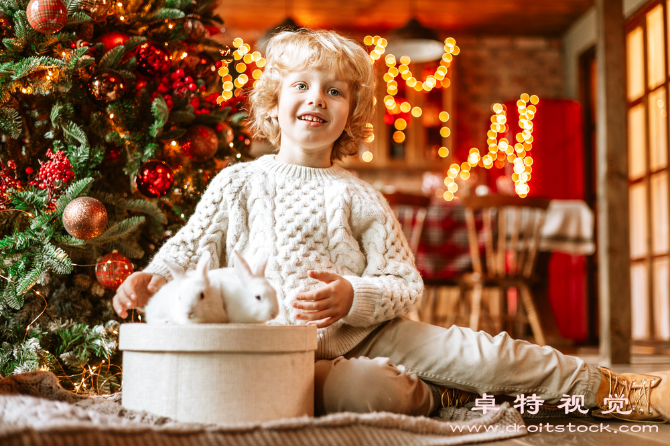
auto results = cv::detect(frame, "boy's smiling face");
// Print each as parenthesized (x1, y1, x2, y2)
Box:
(271, 67, 351, 163)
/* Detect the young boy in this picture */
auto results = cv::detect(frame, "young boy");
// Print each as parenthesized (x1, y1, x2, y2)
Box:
(113, 29, 670, 421)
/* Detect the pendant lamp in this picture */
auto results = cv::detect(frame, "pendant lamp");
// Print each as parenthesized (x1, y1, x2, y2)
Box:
(256, 9, 299, 53)
(384, 1, 444, 63)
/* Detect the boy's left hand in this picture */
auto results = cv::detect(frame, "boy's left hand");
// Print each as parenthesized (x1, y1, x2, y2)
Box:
(293, 270, 354, 328)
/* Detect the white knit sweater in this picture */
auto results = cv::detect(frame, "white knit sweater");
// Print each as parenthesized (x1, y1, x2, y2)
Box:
(143, 155, 424, 359)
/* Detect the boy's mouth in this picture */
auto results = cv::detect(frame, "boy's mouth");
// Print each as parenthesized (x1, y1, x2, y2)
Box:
(298, 113, 327, 124)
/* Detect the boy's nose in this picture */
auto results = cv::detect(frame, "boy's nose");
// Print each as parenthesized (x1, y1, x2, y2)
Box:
(307, 92, 325, 108)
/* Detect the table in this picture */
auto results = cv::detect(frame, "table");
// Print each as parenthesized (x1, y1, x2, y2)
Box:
(416, 199, 595, 342)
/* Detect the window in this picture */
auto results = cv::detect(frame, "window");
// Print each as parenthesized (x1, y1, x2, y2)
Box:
(626, 1, 670, 340)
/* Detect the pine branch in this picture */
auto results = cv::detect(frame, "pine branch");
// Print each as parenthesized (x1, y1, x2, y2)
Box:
(108, 239, 144, 259)
(53, 178, 94, 217)
(139, 8, 185, 22)
(11, 57, 65, 81)
(54, 234, 86, 246)
(98, 45, 125, 70)
(0, 105, 22, 139)
(65, 0, 84, 16)
(165, 0, 190, 9)
(11, 189, 49, 210)
(62, 121, 89, 148)
(65, 47, 91, 72)
(90, 215, 145, 243)
(66, 11, 91, 25)
(2, 282, 22, 311)
(42, 243, 73, 275)
(16, 259, 43, 296)
(50, 101, 74, 128)
(149, 96, 168, 138)
(87, 191, 167, 223)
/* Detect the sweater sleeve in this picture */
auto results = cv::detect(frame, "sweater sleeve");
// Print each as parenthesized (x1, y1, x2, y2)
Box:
(143, 168, 231, 281)
(340, 186, 424, 327)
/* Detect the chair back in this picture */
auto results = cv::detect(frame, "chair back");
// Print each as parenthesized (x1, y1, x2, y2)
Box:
(383, 192, 431, 256)
(461, 195, 550, 279)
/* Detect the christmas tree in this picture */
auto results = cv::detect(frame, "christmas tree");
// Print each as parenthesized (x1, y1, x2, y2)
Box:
(0, 0, 251, 393)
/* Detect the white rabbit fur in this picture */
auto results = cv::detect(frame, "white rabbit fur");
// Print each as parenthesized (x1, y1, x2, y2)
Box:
(208, 250, 279, 323)
(144, 250, 278, 324)
(144, 250, 228, 324)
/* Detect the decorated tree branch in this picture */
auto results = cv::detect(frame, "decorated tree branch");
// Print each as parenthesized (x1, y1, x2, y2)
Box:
(0, 0, 251, 391)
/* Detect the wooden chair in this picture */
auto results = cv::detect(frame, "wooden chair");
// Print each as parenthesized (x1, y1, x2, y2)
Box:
(460, 195, 551, 345)
(383, 192, 431, 322)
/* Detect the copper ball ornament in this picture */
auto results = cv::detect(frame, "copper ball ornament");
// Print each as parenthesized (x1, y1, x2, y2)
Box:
(26, 0, 67, 34)
(62, 197, 108, 240)
(181, 125, 219, 162)
(136, 160, 174, 197)
(184, 16, 207, 42)
(217, 122, 234, 146)
(87, 69, 127, 104)
(136, 41, 172, 77)
(95, 253, 133, 290)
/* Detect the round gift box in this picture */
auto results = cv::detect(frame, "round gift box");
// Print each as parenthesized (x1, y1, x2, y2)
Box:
(119, 324, 317, 424)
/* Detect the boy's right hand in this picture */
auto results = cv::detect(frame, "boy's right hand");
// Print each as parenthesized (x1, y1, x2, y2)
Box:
(113, 272, 166, 318)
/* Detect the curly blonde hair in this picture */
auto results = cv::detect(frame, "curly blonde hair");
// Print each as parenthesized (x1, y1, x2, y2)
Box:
(248, 29, 376, 161)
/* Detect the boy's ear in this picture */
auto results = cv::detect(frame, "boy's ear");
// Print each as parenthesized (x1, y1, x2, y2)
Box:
(270, 105, 278, 119)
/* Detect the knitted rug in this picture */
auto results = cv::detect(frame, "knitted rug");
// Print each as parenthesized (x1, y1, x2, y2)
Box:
(0, 372, 528, 446)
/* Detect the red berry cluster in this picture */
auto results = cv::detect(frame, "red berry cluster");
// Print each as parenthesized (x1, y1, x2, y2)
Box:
(31, 149, 75, 190)
(0, 161, 23, 210)
(150, 68, 206, 110)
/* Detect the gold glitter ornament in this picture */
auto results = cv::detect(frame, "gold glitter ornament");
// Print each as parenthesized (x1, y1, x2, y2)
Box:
(62, 197, 108, 240)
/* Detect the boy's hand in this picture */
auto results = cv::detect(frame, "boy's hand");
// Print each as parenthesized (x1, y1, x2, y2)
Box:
(293, 271, 354, 328)
(112, 272, 166, 318)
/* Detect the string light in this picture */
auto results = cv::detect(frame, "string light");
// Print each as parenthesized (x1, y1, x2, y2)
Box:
(363, 35, 460, 172)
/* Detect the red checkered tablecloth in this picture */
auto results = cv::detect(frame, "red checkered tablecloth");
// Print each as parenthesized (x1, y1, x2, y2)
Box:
(415, 201, 480, 281)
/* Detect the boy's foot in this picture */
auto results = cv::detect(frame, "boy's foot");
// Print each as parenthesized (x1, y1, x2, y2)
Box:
(440, 387, 477, 408)
(595, 366, 670, 422)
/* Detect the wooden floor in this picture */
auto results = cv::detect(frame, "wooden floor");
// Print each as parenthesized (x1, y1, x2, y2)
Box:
(486, 353, 670, 445)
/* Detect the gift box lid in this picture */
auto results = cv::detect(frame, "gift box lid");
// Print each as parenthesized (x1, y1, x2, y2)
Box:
(119, 323, 317, 353)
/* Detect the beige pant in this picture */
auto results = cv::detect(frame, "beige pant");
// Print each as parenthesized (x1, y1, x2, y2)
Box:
(314, 318, 602, 416)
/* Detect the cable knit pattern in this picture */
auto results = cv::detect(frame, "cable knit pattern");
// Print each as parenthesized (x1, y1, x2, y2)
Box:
(143, 155, 424, 359)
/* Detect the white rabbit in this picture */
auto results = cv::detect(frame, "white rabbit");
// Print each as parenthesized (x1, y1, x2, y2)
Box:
(208, 250, 279, 323)
(144, 251, 228, 324)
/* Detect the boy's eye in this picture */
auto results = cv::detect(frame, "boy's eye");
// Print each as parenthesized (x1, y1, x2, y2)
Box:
(328, 89, 340, 97)
(295, 83, 307, 90)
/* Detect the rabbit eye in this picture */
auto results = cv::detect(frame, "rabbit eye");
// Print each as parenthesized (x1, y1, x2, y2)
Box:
(200, 292, 205, 300)
(255, 295, 261, 301)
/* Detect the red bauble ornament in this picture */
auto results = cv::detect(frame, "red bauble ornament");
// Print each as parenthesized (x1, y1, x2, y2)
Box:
(96, 253, 133, 290)
(62, 197, 108, 240)
(136, 42, 172, 77)
(95, 31, 130, 50)
(136, 160, 174, 197)
(181, 125, 219, 162)
(87, 69, 127, 104)
(26, 0, 67, 34)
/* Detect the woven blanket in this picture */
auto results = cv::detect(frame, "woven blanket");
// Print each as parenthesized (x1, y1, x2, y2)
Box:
(0, 372, 528, 446)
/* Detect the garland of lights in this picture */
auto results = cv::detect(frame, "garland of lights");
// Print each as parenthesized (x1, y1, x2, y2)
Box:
(218, 36, 538, 199)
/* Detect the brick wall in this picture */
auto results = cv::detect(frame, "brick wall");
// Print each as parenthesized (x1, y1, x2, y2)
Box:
(453, 36, 564, 160)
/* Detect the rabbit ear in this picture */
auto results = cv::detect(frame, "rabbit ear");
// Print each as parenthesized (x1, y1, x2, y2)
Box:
(196, 251, 211, 279)
(233, 250, 253, 282)
(252, 250, 269, 277)
(163, 259, 186, 280)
